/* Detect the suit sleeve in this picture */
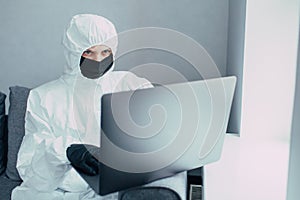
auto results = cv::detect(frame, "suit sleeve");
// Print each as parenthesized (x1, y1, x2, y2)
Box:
(16, 90, 85, 192)
(125, 72, 154, 90)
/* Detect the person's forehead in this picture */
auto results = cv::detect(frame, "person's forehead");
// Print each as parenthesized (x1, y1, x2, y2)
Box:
(87, 45, 111, 51)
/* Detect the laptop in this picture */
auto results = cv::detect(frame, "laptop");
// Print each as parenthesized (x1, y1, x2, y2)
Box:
(77, 76, 236, 196)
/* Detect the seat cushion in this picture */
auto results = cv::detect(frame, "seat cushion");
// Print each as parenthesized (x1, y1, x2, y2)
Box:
(0, 91, 7, 175)
(6, 86, 30, 181)
(0, 174, 22, 200)
(119, 187, 181, 200)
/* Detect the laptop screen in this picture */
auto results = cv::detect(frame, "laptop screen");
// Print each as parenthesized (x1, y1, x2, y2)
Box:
(79, 76, 236, 196)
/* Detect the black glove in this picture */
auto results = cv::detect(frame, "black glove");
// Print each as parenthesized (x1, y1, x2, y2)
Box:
(66, 144, 100, 176)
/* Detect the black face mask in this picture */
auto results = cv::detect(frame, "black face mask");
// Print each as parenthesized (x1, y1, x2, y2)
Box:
(79, 54, 114, 79)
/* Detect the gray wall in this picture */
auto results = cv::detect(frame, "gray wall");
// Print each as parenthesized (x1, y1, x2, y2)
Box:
(0, 0, 245, 132)
(226, 0, 247, 133)
(287, 23, 300, 200)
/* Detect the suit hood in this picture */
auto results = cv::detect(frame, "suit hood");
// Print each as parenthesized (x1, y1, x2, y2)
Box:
(62, 14, 118, 76)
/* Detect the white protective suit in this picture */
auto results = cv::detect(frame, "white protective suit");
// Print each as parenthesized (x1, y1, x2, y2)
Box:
(12, 14, 186, 200)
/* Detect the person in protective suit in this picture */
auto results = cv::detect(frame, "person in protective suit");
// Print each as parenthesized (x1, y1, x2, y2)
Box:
(11, 14, 186, 200)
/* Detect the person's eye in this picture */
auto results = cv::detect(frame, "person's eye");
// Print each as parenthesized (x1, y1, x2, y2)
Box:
(102, 49, 111, 55)
(83, 50, 92, 55)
